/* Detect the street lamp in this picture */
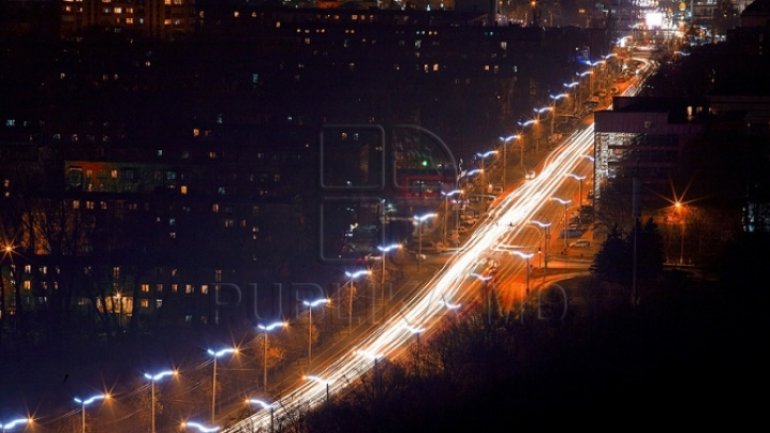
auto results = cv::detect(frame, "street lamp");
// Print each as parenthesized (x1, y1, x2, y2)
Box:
(343, 270, 371, 332)
(245, 399, 277, 433)
(469, 272, 495, 323)
(257, 321, 288, 392)
(563, 81, 580, 114)
(551, 197, 572, 253)
(181, 421, 220, 433)
(510, 250, 535, 295)
(549, 93, 569, 137)
(301, 298, 330, 365)
(206, 347, 238, 423)
(531, 219, 551, 280)
(499, 134, 521, 183)
(533, 107, 553, 151)
(440, 190, 463, 246)
(413, 213, 438, 270)
(475, 150, 498, 193)
(0, 418, 32, 432)
(143, 370, 178, 433)
(376, 243, 402, 311)
(73, 393, 110, 433)
(566, 173, 586, 206)
(674, 201, 686, 265)
(303, 375, 331, 404)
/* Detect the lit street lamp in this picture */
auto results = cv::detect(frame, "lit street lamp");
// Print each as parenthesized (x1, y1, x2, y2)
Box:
(469, 272, 495, 323)
(566, 173, 586, 206)
(475, 150, 498, 193)
(563, 81, 580, 113)
(551, 197, 572, 252)
(143, 370, 178, 433)
(510, 250, 535, 295)
(301, 298, 330, 365)
(376, 243, 402, 313)
(549, 93, 569, 137)
(206, 347, 238, 423)
(245, 399, 277, 433)
(73, 393, 110, 433)
(674, 201, 686, 265)
(440, 190, 462, 246)
(343, 270, 371, 332)
(531, 219, 551, 280)
(257, 321, 288, 392)
(413, 213, 438, 270)
(533, 107, 553, 151)
(0, 418, 32, 432)
(499, 134, 522, 180)
(181, 421, 220, 433)
(303, 375, 331, 404)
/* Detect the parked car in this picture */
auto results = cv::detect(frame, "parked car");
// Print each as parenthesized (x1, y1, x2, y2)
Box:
(569, 239, 591, 248)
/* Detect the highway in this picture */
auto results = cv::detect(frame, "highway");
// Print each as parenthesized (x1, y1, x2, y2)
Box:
(223, 61, 653, 433)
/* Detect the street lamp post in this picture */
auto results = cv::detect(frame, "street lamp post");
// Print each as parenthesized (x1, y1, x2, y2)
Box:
(343, 270, 370, 332)
(246, 399, 277, 433)
(511, 251, 535, 295)
(563, 81, 579, 114)
(0, 418, 32, 432)
(206, 347, 238, 424)
(531, 219, 552, 282)
(376, 243, 402, 313)
(413, 213, 438, 271)
(675, 201, 686, 265)
(73, 393, 110, 433)
(143, 370, 178, 433)
(533, 107, 552, 151)
(476, 150, 498, 193)
(567, 173, 586, 206)
(257, 321, 288, 392)
(301, 298, 330, 365)
(440, 190, 462, 246)
(303, 375, 330, 404)
(549, 93, 569, 137)
(469, 272, 494, 323)
(551, 197, 572, 253)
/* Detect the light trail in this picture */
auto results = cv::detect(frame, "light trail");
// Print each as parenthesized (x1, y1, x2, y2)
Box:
(224, 58, 652, 433)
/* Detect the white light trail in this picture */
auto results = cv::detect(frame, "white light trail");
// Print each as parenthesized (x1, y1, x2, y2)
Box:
(224, 51, 651, 433)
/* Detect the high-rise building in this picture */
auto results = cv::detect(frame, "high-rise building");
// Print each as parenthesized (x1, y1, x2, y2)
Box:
(60, 0, 195, 40)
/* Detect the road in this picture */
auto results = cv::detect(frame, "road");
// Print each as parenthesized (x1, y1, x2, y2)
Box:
(223, 60, 653, 432)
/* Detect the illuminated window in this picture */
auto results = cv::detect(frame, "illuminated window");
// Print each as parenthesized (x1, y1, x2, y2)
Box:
(209, 151, 216, 159)
(24, 265, 31, 273)
(171, 284, 178, 293)
(164, 0, 171, 4)
(85, 201, 94, 210)
(156, 284, 163, 292)
(169, 231, 176, 239)
(23, 280, 31, 290)
(180, 185, 188, 195)
(214, 270, 222, 282)
(233, 11, 239, 18)
(141, 284, 150, 293)
(113, 267, 120, 279)
(40, 266, 47, 275)
(72, 200, 80, 209)
(125, 17, 133, 24)
(156, 299, 163, 308)
(114, 7, 122, 13)
(185, 284, 193, 294)
(212, 203, 219, 213)
(110, 169, 118, 179)
(164, 19, 172, 25)
(201, 284, 209, 294)
(140, 299, 149, 308)
(100, 201, 108, 210)
(224, 219, 235, 228)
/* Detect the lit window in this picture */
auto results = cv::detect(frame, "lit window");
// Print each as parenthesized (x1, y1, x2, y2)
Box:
(218, 186, 226, 195)
(113, 266, 120, 279)
(214, 270, 222, 282)
(100, 201, 108, 210)
(156, 299, 163, 309)
(185, 284, 193, 294)
(156, 284, 163, 292)
(209, 151, 217, 159)
(114, 7, 122, 13)
(23, 280, 31, 290)
(85, 201, 94, 210)
(201, 284, 209, 294)
(40, 266, 47, 275)
(72, 200, 80, 209)
(141, 284, 150, 293)
(212, 203, 219, 213)
(24, 265, 31, 274)
(140, 299, 149, 308)
(171, 284, 178, 293)
(224, 219, 234, 228)
(164, 19, 172, 25)
(193, 127, 200, 137)
(164, 0, 171, 4)
(169, 232, 176, 239)
(180, 185, 188, 195)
